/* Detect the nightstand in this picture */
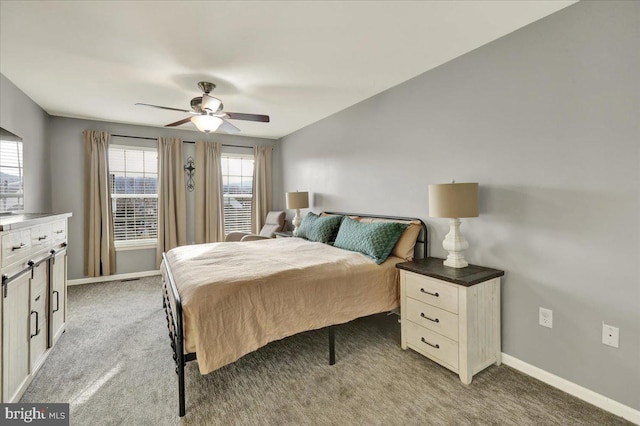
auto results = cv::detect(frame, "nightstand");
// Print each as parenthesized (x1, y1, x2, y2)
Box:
(274, 231, 293, 238)
(396, 257, 504, 384)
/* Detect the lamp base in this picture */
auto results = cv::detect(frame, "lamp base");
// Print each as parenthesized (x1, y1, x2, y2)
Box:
(292, 209, 302, 236)
(442, 218, 469, 269)
(444, 255, 469, 269)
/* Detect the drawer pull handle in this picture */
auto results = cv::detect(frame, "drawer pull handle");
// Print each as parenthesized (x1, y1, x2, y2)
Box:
(420, 288, 439, 297)
(421, 337, 439, 349)
(420, 312, 439, 323)
(38, 235, 49, 241)
(55, 230, 64, 234)
(30, 310, 40, 338)
(12, 243, 26, 251)
(35, 295, 40, 302)
(53, 290, 60, 313)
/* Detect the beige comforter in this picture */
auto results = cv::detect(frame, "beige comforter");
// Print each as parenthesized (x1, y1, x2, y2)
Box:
(162, 237, 402, 374)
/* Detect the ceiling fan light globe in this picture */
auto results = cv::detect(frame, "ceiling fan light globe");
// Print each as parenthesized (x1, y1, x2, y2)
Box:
(191, 115, 223, 133)
(201, 95, 222, 113)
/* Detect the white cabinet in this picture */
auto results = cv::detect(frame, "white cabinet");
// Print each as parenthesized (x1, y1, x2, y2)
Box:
(2, 269, 30, 403)
(398, 258, 504, 384)
(49, 247, 67, 345)
(29, 261, 48, 371)
(0, 213, 71, 403)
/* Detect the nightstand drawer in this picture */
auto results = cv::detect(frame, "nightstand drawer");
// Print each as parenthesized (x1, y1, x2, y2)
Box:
(405, 272, 458, 314)
(406, 297, 458, 341)
(406, 321, 459, 370)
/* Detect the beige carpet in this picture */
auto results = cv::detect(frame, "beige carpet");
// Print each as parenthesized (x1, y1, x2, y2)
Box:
(20, 277, 631, 426)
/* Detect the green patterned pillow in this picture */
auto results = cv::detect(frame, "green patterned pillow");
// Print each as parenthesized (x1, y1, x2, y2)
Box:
(297, 212, 344, 243)
(334, 217, 409, 264)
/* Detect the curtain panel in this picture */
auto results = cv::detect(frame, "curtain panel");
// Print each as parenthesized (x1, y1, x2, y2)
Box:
(251, 146, 273, 234)
(195, 140, 225, 243)
(83, 130, 116, 276)
(157, 137, 187, 266)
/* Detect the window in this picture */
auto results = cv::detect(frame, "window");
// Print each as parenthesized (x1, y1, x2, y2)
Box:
(221, 154, 254, 235)
(108, 145, 158, 247)
(0, 129, 24, 212)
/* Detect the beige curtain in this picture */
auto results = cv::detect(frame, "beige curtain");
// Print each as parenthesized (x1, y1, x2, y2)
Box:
(157, 137, 187, 265)
(83, 130, 116, 276)
(195, 140, 225, 243)
(251, 146, 273, 233)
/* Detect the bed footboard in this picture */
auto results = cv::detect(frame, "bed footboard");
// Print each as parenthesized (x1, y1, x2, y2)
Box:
(161, 253, 196, 417)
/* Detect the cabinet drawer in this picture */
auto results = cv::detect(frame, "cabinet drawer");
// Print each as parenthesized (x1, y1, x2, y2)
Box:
(51, 220, 67, 244)
(30, 224, 52, 253)
(2, 230, 32, 266)
(30, 262, 47, 297)
(29, 287, 48, 370)
(30, 293, 47, 322)
(405, 272, 458, 314)
(406, 297, 459, 341)
(406, 320, 459, 370)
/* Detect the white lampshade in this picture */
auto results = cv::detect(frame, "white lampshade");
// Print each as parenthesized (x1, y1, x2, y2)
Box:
(201, 94, 222, 113)
(429, 183, 479, 218)
(191, 115, 223, 133)
(286, 191, 309, 209)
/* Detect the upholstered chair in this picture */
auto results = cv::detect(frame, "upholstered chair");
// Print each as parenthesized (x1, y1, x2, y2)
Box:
(225, 211, 286, 242)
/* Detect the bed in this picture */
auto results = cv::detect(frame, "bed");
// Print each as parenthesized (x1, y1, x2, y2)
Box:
(161, 212, 427, 416)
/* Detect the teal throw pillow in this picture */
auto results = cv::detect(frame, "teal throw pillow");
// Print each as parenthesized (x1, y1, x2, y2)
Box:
(297, 212, 344, 243)
(334, 217, 409, 264)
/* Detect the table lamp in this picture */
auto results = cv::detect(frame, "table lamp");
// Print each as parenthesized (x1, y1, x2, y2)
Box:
(286, 191, 309, 236)
(429, 182, 479, 268)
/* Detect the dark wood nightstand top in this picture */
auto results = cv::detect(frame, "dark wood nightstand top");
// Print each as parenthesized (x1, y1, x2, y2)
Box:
(396, 257, 504, 287)
(274, 231, 293, 238)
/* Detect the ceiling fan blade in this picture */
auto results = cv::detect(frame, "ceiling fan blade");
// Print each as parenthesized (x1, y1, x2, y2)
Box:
(135, 103, 197, 114)
(224, 112, 270, 123)
(219, 119, 241, 134)
(165, 117, 193, 127)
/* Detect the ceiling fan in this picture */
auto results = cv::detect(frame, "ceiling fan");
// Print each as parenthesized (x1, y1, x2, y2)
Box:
(135, 81, 269, 134)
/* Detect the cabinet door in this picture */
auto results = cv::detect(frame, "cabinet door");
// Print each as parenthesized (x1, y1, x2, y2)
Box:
(29, 262, 48, 371)
(49, 249, 67, 346)
(2, 271, 30, 403)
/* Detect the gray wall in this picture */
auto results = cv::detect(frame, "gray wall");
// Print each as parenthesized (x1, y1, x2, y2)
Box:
(49, 116, 278, 280)
(278, 1, 639, 410)
(0, 74, 52, 212)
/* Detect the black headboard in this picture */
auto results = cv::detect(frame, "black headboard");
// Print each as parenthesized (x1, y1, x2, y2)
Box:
(323, 212, 428, 260)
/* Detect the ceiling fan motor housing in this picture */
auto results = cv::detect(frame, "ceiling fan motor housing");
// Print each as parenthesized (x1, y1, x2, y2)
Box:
(198, 81, 216, 94)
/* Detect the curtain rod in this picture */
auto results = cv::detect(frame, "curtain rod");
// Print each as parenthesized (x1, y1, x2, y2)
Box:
(111, 133, 253, 149)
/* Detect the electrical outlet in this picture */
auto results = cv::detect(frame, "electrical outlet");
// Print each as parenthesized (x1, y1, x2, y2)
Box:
(602, 323, 619, 348)
(539, 307, 553, 328)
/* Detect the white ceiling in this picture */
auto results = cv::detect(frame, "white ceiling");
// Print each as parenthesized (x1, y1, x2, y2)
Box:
(0, 1, 576, 139)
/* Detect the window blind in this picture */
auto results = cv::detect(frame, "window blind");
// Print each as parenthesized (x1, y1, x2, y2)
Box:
(221, 154, 254, 235)
(0, 139, 24, 212)
(109, 145, 158, 244)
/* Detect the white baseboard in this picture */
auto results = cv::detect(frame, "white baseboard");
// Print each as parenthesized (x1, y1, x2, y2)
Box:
(502, 353, 640, 425)
(68, 270, 160, 286)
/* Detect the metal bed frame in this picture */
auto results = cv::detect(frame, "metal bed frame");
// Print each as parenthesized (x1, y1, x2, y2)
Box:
(161, 212, 428, 417)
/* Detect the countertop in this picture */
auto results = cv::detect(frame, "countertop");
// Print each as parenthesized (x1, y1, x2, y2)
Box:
(0, 213, 73, 231)
(396, 257, 504, 287)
